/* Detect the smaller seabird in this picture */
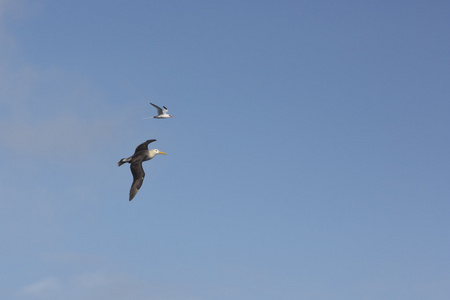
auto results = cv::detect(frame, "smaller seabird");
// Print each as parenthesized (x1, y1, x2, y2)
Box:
(146, 102, 173, 119)
(118, 139, 167, 201)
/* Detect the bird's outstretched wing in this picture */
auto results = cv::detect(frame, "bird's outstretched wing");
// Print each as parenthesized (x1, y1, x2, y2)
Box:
(134, 139, 156, 154)
(162, 106, 168, 114)
(150, 103, 163, 115)
(129, 160, 145, 201)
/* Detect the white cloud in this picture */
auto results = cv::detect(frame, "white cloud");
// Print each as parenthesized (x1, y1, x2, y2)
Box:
(13, 271, 200, 300)
(70, 271, 124, 288)
(14, 272, 122, 298)
(16, 277, 61, 296)
(0, 1, 123, 164)
(0, 45, 118, 162)
(40, 252, 107, 265)
(14, 272, 141, 300)
(0, 115, 115, 161)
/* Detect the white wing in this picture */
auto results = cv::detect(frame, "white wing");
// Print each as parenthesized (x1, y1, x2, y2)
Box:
(150, 103, 163, 115)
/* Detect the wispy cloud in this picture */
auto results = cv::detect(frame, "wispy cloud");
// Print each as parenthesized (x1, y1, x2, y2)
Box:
(14, 272, 143, 300)
(16, 277, 61, 296)
(40, 251, 107, 265)
(13, 270, 200, 300)
(0, 115, 115, 161)
(14, 272, 122, 299)
(70, 271, 126, 288)
(0, 49, 117, 162)
(0, 2, 122, 164)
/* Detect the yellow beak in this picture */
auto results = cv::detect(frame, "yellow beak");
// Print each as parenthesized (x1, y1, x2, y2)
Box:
(159, 151, 167, 155)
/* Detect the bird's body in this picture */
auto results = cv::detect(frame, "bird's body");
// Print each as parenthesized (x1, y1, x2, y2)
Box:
(118, 139, 166, 201)
(147, 102, 173, 119)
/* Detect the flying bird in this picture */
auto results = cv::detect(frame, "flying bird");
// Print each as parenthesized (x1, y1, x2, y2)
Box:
(118, 139, 167, 201)
(145, 102, 173, 119)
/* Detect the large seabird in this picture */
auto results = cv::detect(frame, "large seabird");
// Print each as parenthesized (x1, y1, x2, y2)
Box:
(118, 139, 167, 201)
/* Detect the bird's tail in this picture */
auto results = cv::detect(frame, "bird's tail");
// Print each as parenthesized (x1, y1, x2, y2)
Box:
(117, 157, 132, 166)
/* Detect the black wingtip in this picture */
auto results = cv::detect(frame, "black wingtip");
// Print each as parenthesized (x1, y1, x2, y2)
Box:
(145, 139, 157, 144)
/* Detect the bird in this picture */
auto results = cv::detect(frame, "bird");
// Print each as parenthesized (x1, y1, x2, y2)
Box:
(144, 102, 173, 119)
(118, 139, 167, 201)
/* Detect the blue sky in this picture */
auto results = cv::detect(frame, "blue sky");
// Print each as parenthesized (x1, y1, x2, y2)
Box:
(1, 0, 449, 299)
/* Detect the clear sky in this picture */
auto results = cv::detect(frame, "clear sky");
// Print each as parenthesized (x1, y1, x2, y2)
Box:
(1, 0, 449, 299)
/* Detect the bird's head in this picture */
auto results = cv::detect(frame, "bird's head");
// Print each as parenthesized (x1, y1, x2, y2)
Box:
(150, 149, 167, 158)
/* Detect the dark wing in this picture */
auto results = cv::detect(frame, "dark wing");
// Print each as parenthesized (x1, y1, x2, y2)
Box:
(134, 139, 156, 154)
(150, 103, 163, 115)
(129, 160, 145, 201)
